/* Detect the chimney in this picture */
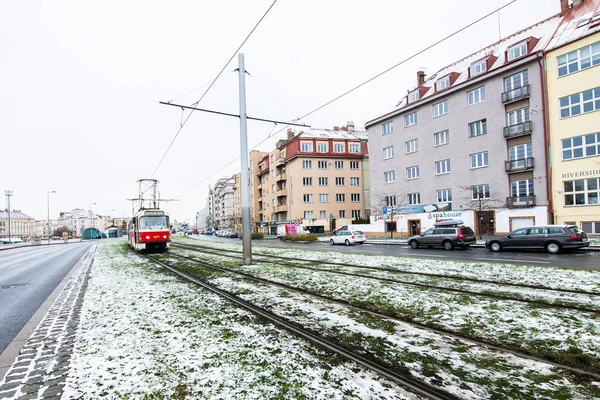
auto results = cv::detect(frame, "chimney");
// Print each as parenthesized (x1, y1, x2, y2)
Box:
(347, 121, 355, 130)
(560, 0, 570, 15)
(417, 70, 426, 86)
(333, 126, 340, 131)
(287, 128, 294, 139)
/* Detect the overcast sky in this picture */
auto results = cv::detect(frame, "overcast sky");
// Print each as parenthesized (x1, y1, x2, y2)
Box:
(1, 0, 561, 223)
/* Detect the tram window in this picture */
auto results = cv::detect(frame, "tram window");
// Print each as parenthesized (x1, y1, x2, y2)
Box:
(139, 216, 168, 229)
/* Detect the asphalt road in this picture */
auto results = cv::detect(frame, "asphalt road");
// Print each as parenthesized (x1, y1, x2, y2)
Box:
(0, 242, 94, 355)
(191, 234, 600, 270)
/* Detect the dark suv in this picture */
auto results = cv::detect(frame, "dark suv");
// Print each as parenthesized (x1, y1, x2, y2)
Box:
(485, 225, 589, 254)
(408, 220, 476, 250)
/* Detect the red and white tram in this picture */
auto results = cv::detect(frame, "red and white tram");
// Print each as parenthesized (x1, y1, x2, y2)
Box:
(128, 209, 170, 252)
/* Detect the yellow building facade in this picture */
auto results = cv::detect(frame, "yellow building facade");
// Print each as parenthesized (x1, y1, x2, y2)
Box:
(546, 28, 600, 233)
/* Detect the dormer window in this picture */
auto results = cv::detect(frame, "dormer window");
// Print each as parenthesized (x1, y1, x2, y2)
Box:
(470, 60, 487, 77)
(436, 76, 450, 91)
(507, 42, 527, 61)
(408, 90, 419, 102)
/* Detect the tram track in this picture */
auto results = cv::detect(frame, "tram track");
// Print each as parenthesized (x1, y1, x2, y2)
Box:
(142, 252, 459, 400)
(171, 242, 600, 314)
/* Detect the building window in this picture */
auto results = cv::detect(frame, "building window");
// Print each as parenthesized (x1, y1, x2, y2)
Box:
(467, 87, 485, 105)
(509, 143, 532, 164)
(301, 142, 313, 152)
(351, 194, 360, 202)
(382, 121, 394, 135)
(334, 143, 345, 153)
(318, 160, 328, 169)
(505, 70, 529, 92)
(405, 139, 418, 154)
(350, 177, 359, 186)
(564, 178, 599, 205)
(335, 177, 345, 186)
(302, 160, 312, 169)
(319, 194, 329, 203)
(339, 210, 346, 218)
(559, 87, 600, 118)
(319, 177, 328, 186)
(433, 100, 448, 117)
(435, 159, 451, 175)
(472, 184, 490, 200)
(407, 192, 420, 205)
(304, 211, 313, 220)
(320, 210, 327, 219)
(303, 177, 312, 186)
(470, 60, 487, 76)
(385, 196, 396, 206)
(384, 170, 396, 183)
(404, 112, 417, 127)
(437, 189, 452, 203)
(317, 143, 327, 152)
(408, 91, 419, 102)
(557, 41, 600, 77)
(581, 221, 600, 234)
(349, 144, 359, 153)
(507, 42, 527, 61)
(436, 76, 450, 91)
(352, 210, 361, 218)
(562, 132, 600, 160)
(303, 194, 313, 203)
(383, 145, 395, 160)
(507, 107, 530, 125)
(406, 165, 419, 180)
(336, 194, 346, 202)
(470, 151, 489, 168)
(511, 179, 534, 197)
(335, 161, 344, 169)
(434, 130, 449, 146)
(350, 161, 359, 170)
(469, 119, 487, 137)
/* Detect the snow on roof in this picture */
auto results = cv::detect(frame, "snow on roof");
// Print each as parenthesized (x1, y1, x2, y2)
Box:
(546, 0, 600, 51)
(392, 13, 563, 111)
(0, 210, 34, 219)
(298, 127, 368, 140)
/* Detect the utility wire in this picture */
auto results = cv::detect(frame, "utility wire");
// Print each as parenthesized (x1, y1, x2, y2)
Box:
(151, 0, 280, 178)
(168, 71, 235, 104)
(171, 0, 520, 200)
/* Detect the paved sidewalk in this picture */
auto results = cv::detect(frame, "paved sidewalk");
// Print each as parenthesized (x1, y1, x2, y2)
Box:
(0, 247, 95, 399)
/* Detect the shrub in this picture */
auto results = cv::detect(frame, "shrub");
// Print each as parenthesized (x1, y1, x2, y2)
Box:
(239, 232, 264, 240)
(281, 233, 318, 242)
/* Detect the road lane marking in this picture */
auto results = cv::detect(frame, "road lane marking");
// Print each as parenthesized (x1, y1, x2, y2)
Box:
(474, 257, 550, 264)
(8, 263, 21, 269)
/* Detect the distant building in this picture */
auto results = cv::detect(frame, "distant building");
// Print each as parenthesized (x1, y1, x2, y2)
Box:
(58, 208, 105, 236)
(0, 210, 35, 240)
(212, 176, 235, 230)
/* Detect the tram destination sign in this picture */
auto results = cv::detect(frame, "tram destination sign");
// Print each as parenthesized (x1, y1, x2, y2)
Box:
(144, 210, 165, 216)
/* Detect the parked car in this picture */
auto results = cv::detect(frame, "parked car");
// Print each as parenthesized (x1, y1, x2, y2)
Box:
(329, 230, 366, 246)
(485, 225, 589, 254)
(407, 219, 476, 250)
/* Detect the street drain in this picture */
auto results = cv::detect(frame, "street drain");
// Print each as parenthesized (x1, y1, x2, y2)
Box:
(1, 283, 29, 290)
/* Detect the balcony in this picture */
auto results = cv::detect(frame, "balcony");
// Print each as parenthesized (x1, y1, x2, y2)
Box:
(276, 173, 287, 181)
(276, 204, 288, 212)
(505, 157, 534, 173)
(503, 121, 532, 139)
(276, 190, 287, 198)
(506, 195, 536, 208)
(501, 84, 530, 104)
(257, 168, 269, 177)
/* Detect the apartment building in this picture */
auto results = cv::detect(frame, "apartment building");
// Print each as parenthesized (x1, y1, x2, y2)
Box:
(0, 210, 35, 240)
(58, 208, 105, 236)
(249, 125, 369, 234)
(212, 176, 235, 230)
(366, 14, 564, 236)
(545, 0, 600, 233)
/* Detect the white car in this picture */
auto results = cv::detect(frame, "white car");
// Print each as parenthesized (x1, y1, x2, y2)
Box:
(329, 230, 366, 246)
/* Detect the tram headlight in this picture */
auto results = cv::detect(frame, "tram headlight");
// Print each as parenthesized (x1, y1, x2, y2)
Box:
(145, 235, 150, 240)
(163, 235, 167, 239)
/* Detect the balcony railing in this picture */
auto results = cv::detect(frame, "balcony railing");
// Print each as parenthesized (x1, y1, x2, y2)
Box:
(506, 195, 536, 208)
(503, 121, 532, 139)
(276, 173, 287, 181)
(276, 204, 288, 212)
(505, 157, 534, 173)
(501, 84, 530, 104)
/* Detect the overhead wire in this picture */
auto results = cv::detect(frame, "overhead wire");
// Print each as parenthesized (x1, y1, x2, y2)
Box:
(150, 0, 280, 179)
(171, 0, 520, 200)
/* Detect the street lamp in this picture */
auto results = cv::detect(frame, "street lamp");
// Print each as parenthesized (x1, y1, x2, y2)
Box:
(47, 191, 56, 244)
(89, 203, 96, 239)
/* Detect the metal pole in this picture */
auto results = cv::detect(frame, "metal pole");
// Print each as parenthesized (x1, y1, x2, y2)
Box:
(5, 190, 12, 242)
(238, 53, 252, 265)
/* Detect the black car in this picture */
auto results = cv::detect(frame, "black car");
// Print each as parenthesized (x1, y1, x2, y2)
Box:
(485, 225, 590, 254)
(407, 219, 476, 250)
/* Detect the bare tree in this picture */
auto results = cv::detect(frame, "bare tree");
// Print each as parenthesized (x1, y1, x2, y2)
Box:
(372, 190, 409, 239)
(457, 182, 504, 238)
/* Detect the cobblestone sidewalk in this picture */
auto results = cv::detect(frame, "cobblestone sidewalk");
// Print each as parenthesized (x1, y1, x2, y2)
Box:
(0, 246, 95, 400)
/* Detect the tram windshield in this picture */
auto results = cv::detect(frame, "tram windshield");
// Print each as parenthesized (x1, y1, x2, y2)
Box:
(139, 216, 169, 229)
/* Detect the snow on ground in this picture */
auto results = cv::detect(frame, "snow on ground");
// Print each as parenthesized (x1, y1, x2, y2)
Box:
(62, 240, 420, 399)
